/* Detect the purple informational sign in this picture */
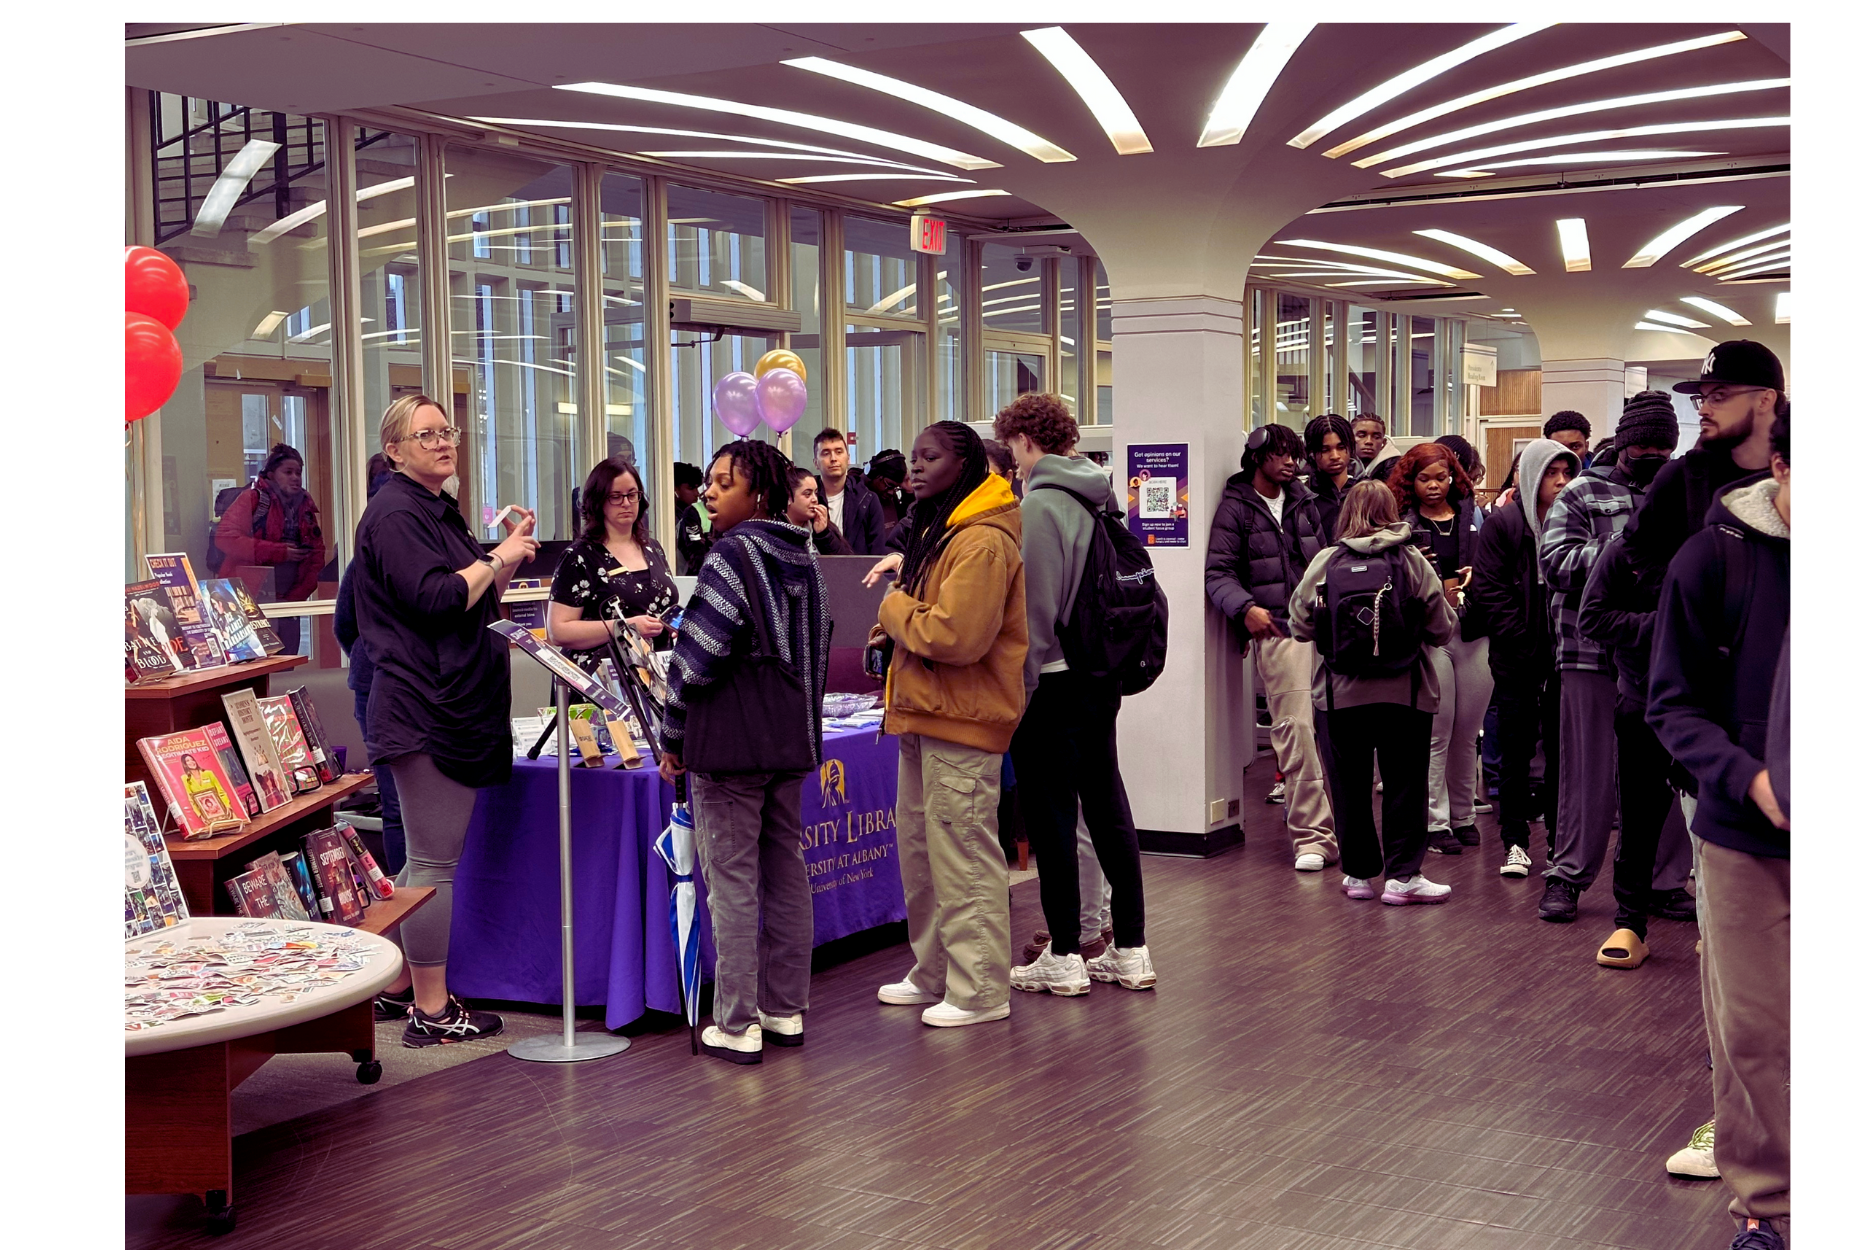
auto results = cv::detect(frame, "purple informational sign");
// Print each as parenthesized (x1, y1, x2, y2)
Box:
(1125, 443, 1190, 547)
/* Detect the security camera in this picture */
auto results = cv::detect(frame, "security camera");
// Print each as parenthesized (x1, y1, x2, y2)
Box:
(1014, 255, 1034, 272)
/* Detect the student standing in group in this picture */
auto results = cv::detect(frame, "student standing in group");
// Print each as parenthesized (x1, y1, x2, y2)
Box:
(1389, 442, 1490, 857)
(215, 442, 326, 654)
(998, 394, 1155, 995)
(1204, 423, 1336, 871)
(547, 455, 681, 672)
(1535, 392, 1679, 923)
(1289, 481, 1457, 905)
(1350, 414, 1404, 479)
(659, 440, 832, 1065)
(672, 461, 712, 574)
(872, 422, 1027, 1028)
(813, 427, 885, 555)
(1304, 414, 1359, 543)
(1543, 411, 1593, 464)
(1471, 439, 1578, 879)
(786, 465, 852, 555)
(1648, 411, 1790, 1250)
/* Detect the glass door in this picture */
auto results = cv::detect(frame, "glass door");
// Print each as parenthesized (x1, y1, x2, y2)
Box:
(845, 325, 925, 465)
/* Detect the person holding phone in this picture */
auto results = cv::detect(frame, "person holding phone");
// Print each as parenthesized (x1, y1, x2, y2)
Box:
(1389, 443, 1491, 857)
(548, 455, 680, 672)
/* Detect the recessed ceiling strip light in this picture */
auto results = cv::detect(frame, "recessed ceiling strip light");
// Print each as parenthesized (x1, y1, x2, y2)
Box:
(783, 57, 1075, 162)
(1774, 292, 1790, 323)
(1682, 222, 1789, 266)
(1432, 149, 1725, 176)
(1557, 218, 1592, 272)
(1290, 22, 1551, 150)
(1321, 30, 1748, 159)
(1326, 279, 1450, 287)
(1198, 21, 1317, 148)
(1380, 117, 1790, 178)
(191, 139, 282, 237)
(638, 151, 946, 169)
(247, 176, 420, 249)
(1711, 255, 1791, 280)
(1680, 297, 1751, 326)
(472, 117, 904, 161)
(1694, 237, 1794, 272)
(1635, 321, 1702, 333)
(1641, 309, 1711, 328)
(1273, 238, 1482, 280)
(778, 173, 970, 184)
(250, 311, 289, 339)
(1623, 206, 1744, 268)
(1021, 26, 1152, 154)
(556, 82, 999, 170)
(1412, 228, 1535, 275)
(894, 189, 1013, 207)
(1355, 79, 1787, 169)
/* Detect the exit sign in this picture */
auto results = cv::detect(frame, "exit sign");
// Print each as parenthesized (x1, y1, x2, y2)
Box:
(911, 215, 947, 254)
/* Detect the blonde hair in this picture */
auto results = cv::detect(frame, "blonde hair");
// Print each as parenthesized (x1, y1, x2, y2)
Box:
(380, 394, 446, 470)
(1334, 479, 1400, 541)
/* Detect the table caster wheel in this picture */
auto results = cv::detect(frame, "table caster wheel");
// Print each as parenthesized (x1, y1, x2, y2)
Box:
(356, 1059, 383, 1085)
(205, 1191, 235, 1234)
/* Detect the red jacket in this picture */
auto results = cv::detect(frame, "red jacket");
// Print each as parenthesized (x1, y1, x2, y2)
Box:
(215, 484, 325, 601)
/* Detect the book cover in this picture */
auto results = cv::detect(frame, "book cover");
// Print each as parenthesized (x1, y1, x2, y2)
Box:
(145, 552, 228, 670)
(125, 782, 189, 939)
(337, 823, 397, 899)
(224, 576, 285, 655)
(280, 851, 321, 917)
(125, 580, 185, 682)
(221, 689, 292, 812)
(226, 868, 285, 919)
(307, 827, 365, 925)
(204, 722, 261, 819)
(246, 851, 312, 922)
(488, 619, 630, 717)
(298, 833, 336, 920)
(505, 598, 549, 641)
(199, 578, 269, 662)
(258, 695, 323, 793)
(339, 840, 375, 910)
(286, 685, 340, 783)
(136, 728, 247, 839)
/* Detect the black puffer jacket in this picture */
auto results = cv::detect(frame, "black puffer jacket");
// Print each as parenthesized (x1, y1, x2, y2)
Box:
(1204, 472, 1324, 643)
(1578, 529, 1662, 708)
(1403, 498, 1486, 642)
(1469, 499, 1549, 680)
(1307, 470, 1354, 545)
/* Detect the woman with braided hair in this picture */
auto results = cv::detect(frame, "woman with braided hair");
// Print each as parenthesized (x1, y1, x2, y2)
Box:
(872, 421, 1028, 1028)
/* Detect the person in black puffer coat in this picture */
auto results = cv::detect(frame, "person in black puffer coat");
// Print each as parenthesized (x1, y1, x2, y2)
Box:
(1303, 414, 1358, 543)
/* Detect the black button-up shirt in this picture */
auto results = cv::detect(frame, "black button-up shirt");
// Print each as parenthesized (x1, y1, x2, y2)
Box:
(354, 473, 511, 789)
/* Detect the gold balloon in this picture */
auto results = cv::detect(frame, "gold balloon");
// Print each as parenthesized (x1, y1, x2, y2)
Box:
(754, 349, 807, 382)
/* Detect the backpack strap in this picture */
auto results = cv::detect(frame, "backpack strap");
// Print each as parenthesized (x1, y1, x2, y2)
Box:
(1714, 524, 1756, 660)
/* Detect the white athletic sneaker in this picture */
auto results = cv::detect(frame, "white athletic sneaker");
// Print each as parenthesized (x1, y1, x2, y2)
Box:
(1294, 852, 1327, 872)
(1665, 1121, 1718, 1178)
(921, 1000, 1011, 1027)
(1342, 875, 1377, 900)
(1381, 874, 1452, 906)
(1086, 944, 1157, 990)
(1265, 780, 1287, 805)
(1500, 845, 1533, 877)
(1009, 948, 1090, 996)
(700, 1022, 762, 1065)
(757, 1011, 803, 1047)
(877, 978, 940, 1006)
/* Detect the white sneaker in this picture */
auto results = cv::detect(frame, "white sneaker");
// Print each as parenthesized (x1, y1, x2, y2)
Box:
(1500, 846, 1533, 878)
(1265, 780, 1287, 804)
(1086, 944, 1157, 990)
(1294, 852, 1327, 872)
(1341, 875, 1377, 900)
(1381, 874, 1452, 906)
(877, 977, 940, 1006)
(921, 1000, 1011, 1027)
(1009, 948, 1090, 996)
(1665, 1121, 1718, 1178)
(757, 1010, 803, 1047)
(700, 1022, 762, 1065)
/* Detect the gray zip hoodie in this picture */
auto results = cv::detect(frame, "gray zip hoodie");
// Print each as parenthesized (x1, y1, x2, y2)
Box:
(1517, 437, 1581, 585)
(1018, 454, 1117, 696)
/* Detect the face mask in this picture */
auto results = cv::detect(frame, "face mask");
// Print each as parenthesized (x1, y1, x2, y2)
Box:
(1625, 454, 1669, 487)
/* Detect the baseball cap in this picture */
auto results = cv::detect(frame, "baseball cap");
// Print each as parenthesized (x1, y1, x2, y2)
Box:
(1671, 340, 1785, 394)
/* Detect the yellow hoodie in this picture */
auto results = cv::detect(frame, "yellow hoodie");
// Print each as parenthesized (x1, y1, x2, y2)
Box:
(877, 475, 1028, 753)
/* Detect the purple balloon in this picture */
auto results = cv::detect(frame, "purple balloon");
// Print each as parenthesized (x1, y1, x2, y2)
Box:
(755, 368, 808, 434)
(713, 372, 761, 437)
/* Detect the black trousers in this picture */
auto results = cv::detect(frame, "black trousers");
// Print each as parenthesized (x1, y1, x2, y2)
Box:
(1612, 699, 1677, 938)
(1323, 701, 1433, 883)
(1491, 670, 1559, 853)
(1010, 670, 1146, 954)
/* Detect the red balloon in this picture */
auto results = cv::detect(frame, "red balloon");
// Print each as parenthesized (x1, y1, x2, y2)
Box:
(125, 246, 190, 330)
(126, 312, 183, 422)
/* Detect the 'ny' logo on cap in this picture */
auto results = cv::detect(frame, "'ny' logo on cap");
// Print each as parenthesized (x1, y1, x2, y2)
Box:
(1703, 351, 1718, 374)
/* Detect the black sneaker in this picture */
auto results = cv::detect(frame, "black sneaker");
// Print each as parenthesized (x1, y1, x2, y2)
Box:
(1729, 1219, 1784, 1250)
(1452, 825, 1481, 847)
(1538, 878, 1580, 923)
(373, 986, 414, 1022)
(402, 995, 504, 1048)
(1649, 887, 1698, 922)
(1429, 831, 1465, 856)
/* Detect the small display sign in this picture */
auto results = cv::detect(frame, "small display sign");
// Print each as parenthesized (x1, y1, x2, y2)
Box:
(1125, 443, 1189, 547)
(911, 215, 947, 255)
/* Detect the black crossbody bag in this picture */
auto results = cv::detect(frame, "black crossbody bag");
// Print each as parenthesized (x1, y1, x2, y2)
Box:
(683, 541, 816, 775)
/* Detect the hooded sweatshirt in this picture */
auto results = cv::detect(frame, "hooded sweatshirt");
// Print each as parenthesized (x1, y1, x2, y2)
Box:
(1017, 454, 1115, 695)
(1287, 521, 1457, 715)
(1470, 440, 1579, 682)
(1518, 437, 1582, 563)
(878, 474, 1028, 753)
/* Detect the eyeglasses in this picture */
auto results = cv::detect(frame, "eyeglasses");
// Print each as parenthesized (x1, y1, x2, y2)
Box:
(605, 490, 641, 506)
(1695, 386, 1767, 409)
(401, 426, 462, 448)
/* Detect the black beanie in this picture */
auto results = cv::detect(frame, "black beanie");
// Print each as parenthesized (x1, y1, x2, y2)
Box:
(1615, 390, 1679, 452)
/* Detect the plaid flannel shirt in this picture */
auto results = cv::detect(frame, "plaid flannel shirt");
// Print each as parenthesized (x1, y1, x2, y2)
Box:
(1537, 465, 1639, 674)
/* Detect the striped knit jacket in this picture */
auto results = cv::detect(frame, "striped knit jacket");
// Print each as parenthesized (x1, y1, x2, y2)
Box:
(1537, 463, 1643, 675)
(659, 518, 832, 768)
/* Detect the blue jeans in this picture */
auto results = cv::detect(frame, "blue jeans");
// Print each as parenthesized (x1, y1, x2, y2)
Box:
(352, 686, 406, 873)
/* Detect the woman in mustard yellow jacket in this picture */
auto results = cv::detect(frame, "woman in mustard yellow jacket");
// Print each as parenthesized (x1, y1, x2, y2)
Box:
(871, 421, 1027, 1029)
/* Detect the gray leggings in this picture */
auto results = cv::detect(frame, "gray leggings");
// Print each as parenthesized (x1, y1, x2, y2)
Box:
(387, 753, 479, 967)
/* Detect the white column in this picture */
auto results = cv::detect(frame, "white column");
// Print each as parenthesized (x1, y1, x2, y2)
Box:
(1540, 357, 1626, 441)
(1109, 295, 1253, 852)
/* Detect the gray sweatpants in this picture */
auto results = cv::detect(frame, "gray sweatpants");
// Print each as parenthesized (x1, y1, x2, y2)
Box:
(1075, 805, 1113, 946)
(388, 752, 481, 967)
(1545, 669, 1619, 888)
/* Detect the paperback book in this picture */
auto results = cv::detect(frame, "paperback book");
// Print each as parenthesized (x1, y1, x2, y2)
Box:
(337, 823, 396, 899)
(258, 695, 324, 793)
(245, 850, 313, 921)
(224, 576, 285, 655)
(280, 850, 321, 918)
(145, 552, 228, 670)
(136, 728, 248, 839)
(199, 577, 269, 662)
(206, 721, 261, 818)
(125, 580, 185, 682)
(286, 685, 341, 783)
(125, 782, 190, 939)
(221, 688, 293, 811)
(304, 826, 366, 925)
(225, 868, 285, 919)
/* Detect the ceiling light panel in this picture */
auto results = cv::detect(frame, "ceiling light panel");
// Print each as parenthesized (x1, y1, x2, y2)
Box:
(1412, 228, 1536, 275)
(894, 189, 1013, 207)
(1683, 222, 1789, 265)
(1641, 309, 1710, 328)
(1635, 321, 1700, 332)
(556, 82, 999, 170)
(1273, 238, 1481, 280)
(1320, 30, 1748, 159)
(1290, 22, 1552, 150)
(1556, 218, 1592, 272)
(783, 57, 1074, 162)
(1433, 149, 1725, 176)
(471, 117, 885, 160)
(1694, 237, 1794, 272)
(777, 173, 970, 184)
(1623, 206, 1744, 268)
(1680, 297, 1751, 326)
(1022, 27, 1152, 155)
(1198, 21, 1317, 148)
(1380, 117, 1790, 178)
(1775, 292, 1790, 323)
(1712, 255, 1791, 280)
(192, 139, 281, 237)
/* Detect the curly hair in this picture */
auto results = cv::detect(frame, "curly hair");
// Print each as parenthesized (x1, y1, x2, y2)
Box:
(1387, 441, 1472, 512)
(1241, 423, 1306, 475)
(707, 438, 793, 520)
(579, 454, 650, 546)
(992, 393, 1078, 456)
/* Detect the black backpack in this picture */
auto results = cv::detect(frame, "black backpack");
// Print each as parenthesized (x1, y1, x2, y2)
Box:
(1316, 544, 1424, 681)
(1033, 485, 1168, 695)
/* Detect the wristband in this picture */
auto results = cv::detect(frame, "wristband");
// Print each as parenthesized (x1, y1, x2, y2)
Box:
(483, 551, 505, 572)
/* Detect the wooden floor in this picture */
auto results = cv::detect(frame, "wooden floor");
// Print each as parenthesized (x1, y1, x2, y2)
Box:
(127, 768, 1731, 1250)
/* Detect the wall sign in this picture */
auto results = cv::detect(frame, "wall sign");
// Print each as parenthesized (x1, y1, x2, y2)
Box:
(910, 215, 947, 255)
(1126, 443, 1189, 547)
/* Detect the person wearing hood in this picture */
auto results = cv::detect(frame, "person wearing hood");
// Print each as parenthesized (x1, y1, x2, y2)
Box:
(998, 395, 1156, 997)
(659, 439, 832, 1065)
(1304, 413, 1359, 540)
(215, 441, 327, 654)
(870, 421, 1027, 1029)
(1351, 414, 1405, 479)
(1204, 423, 1336, 871)
(1470, 439, 1579, 877)
(1535, 391, 1681, 924)
(1289, 480, 1457, 905)
(1647, 409, 1790, 1250)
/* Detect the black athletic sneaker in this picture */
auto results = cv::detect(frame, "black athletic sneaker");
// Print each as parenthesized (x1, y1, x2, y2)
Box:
(1429, 831, 1465, 856)
(1649, 887, 1698, 922)
(402, 995, 504, 1048)
(1452, 825, 1481, 847)
(1729, 1219, 1783, 1250)
(374, 986, 415, 1022)
(1538, 878, 1581, 923)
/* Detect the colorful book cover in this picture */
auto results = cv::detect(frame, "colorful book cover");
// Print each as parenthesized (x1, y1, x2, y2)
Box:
(298, 833, 335, 919)
(145, 552, 228, 670)
(506, 598, 549, 641)
(125, 580, 185, 682)
(245, 850, 312, 922)
(226, 868, 285, 919)
(199, 578, 269, 662)
(307, 827, 365, 925)
(125, 782, 189, 939)
(224, 576, 285, 655)
(280, 850, 321, 917)
(136, 728, 247, 839)
(205, 722, 261, 819)
(221, 689, 292, 812)
(337, 823, 396, 899)
(258, 694, 323, 793)
(286, 685, 340, 782)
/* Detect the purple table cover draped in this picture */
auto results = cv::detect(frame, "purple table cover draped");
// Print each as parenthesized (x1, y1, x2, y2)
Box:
(449, 725, 904, 1030)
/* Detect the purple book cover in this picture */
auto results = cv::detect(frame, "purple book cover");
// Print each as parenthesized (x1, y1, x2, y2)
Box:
(145, 553, 228, 669)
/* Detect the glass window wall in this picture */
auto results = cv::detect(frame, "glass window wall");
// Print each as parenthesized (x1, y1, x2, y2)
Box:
(1094, 262, 1112, 426)
(980, 243, 1046, 335)
(667, 184, 768, 301)
(599, 171, 647, 469)
(1410, 315, 1436, 437)
(1274, 293, 1314, 430)
(846, 324, 922, 464)
(1345, 306, 1381, 420)
(788, 206, 825, 468)
(844, 215, 919, 319)
(1058, 261, 1079, 420)
(935, 231, 962, 424)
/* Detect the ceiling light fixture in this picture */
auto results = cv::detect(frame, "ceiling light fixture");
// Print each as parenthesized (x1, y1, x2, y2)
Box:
(783, 56, 1075, 162)
(1320, 30, 1748, 159)
(638, 151, 946, 169)
(1198, 21, 1317, 148)
(472, 116, 908, 161)
(248, 176, 418, 248)
(1380, 117, 1791, 178)
(894, 189, 1013, 207)
(1556, 218, 1592, 272)
(1711, 255, 1791, 280)
(249, 311, 289, 339)
(777, 173, 970, 184)
(556, 81, 999, 170)
(1021, 26, 1152, 155)
(192, 138, 282, 237)
(1694, 237, 1794, 273)
(1682, 221, 1789, 266)
(1290, 22, 1551, 150)
(1431, 149, 1726, 176)
(1355, 79, 1787, 169)
(1679, 296, 1751, 326)
(1774, 292, 1789, 323)
(1623, 206, 1744, 268)
(1635, 321, 1701, 333)
(1325, 279, 1449, 287)
(1641, 309, 1710, 328)
(1412, 228, 1536, 275)
(1273, 238, 1481, 280)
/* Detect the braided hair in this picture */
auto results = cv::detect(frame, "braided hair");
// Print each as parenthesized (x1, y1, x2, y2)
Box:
(898, 422, 989, 595)
(706, 438, 792, 520)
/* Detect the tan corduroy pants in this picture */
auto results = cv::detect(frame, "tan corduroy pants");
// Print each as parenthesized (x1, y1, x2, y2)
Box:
(895, 734, 1011, 1012)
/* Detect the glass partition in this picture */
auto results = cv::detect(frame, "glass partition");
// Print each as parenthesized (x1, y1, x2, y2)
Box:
(1274, 292, 1314, 430)
(935, 230, 962, 423)
(789, 206, 825, 468)
(667, 184, 768, 301)
(847, 324, 923, 465)
(599, 171, 647, 468)
(980, 243, 1046, 335)
(844, 215, 920, 319)
(1058, 261, 1079, 420)
(1345, 305, 1381, 420)
(356, 134, 424, 467)
(1410, 315, 1436, 437)
(986, 350, 1046, 412)
(672, 333, 779, 467)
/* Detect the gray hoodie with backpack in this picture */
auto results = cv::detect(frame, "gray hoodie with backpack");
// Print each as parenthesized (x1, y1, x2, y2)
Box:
(1019, 454, 1118, 696)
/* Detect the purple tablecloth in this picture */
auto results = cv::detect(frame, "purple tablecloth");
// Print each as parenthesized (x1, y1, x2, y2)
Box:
(448, 725, 904, 1029)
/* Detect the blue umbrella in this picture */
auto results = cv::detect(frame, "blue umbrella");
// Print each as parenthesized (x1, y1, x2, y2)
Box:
(652, 776, 702, 1055)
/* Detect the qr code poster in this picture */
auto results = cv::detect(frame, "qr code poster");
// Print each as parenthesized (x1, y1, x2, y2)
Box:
(1126, 443, 1189, 547)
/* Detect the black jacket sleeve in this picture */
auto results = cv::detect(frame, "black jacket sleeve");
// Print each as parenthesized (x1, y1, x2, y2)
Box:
(1577, 533, 1652, 653)
(333, 559, 359, 654)
(812, 522, 852, 556)
(1202, 492, 1253, 647)
(1469, 508, 1522, 653)
(848, 484, 885, 555)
